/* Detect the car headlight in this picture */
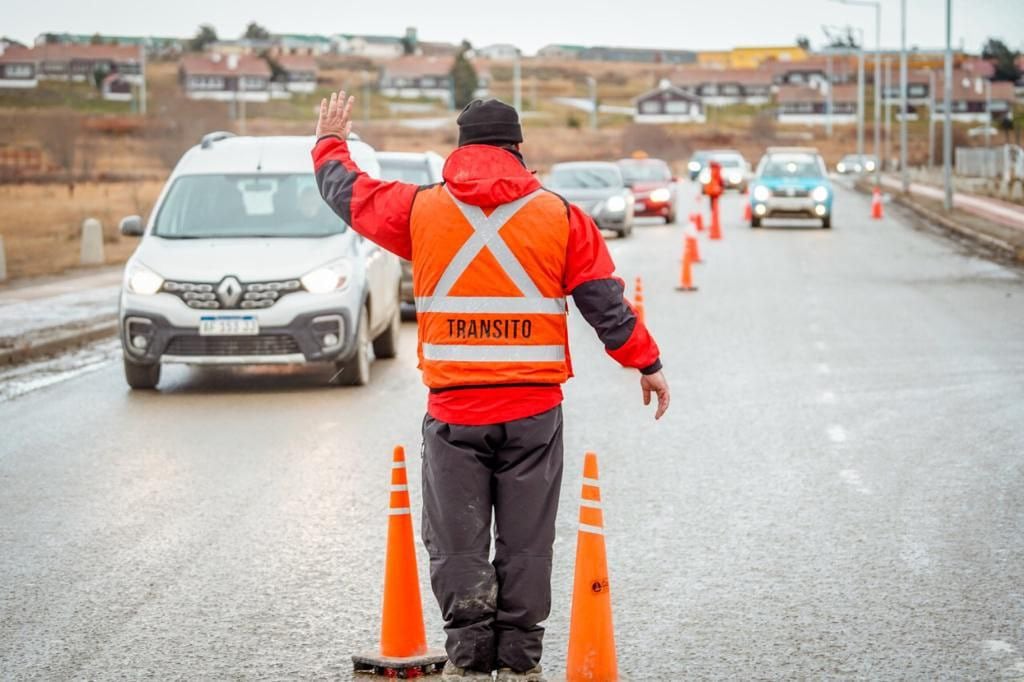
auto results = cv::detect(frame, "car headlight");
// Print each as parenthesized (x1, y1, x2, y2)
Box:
(649, 188, 671, 203)
(752, 185, 772, 201)
(811, 186, 830, 202)
(864, 160, 876, 171)
(698, 168, 711, 185)
(126, 262, 164, 295)
(728, 171, 743, 185)
(301, 258, 353, 294)
(687, 161, 701, 172)
(836, 162, 846, 173)
(605, 195, 627, 212)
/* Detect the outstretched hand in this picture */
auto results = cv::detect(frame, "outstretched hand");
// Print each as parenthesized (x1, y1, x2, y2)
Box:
(641, 370, 670, 420)
(316, 90, 355, 139)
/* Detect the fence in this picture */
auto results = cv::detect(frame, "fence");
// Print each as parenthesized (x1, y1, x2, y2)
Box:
(955, 145, 1024, 183)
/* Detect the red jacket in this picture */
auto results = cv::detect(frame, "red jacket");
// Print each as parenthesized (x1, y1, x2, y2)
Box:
(313, 136, 661, 425)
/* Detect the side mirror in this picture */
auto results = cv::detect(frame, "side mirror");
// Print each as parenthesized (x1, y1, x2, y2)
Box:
(120, 215, 144, 236)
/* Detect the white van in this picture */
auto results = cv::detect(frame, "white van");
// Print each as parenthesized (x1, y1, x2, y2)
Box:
(118, 132, 402, 389)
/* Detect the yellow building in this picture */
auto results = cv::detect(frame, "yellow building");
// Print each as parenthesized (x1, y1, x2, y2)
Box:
(697, 45, 809, 70)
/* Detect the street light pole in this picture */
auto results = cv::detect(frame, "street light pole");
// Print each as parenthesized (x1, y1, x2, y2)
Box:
(856, 29, 865, 165)
(928, 69, 936, 171)
(899, 0, 909, 192)
(884, 58, 892, 170)
(943, 0, 953, 211)
(833, 0, 881, 185)
(586, 76, 597, 130)
(984, 79, 991, 149)
(826, 52, 833, 137)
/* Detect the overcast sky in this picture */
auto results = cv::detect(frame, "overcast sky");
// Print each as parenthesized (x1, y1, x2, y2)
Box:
(5, 0, 1022, 55)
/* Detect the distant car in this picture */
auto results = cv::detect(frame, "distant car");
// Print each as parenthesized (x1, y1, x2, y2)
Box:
(117, 132, 403, 389)
(835, 154, 878, 174)
(548, 161, 635, 238)
(687, 151, 711, 180)
(377, 151, 444, 317)
(749, 150, 834, 229)
(616, 157, 677, 224)
(697, 150, 750, 192)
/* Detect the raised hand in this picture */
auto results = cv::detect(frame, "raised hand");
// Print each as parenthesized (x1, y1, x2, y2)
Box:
(316, 90, 355, 139)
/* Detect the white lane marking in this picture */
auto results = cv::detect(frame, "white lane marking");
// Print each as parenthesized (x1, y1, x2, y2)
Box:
(0, 339, 119, 404)
(816, 362, 831, 375)
(814, 340, 828, 351)
(827, 425, 848, 443)
(819, 390, 837, 405)
(839, 469, 872, 495)
(982, 640, 1016, 654)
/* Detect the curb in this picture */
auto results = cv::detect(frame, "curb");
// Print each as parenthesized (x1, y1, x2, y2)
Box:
(853, 179, 1024, 263)
(0, 317, 118, 366)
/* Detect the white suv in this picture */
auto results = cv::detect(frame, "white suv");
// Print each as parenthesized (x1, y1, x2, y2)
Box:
(118, 132, 402, 389)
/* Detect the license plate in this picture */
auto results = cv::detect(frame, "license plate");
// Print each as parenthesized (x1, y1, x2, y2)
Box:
(199, 315, 259, 336)
(772, 198, 811, 211)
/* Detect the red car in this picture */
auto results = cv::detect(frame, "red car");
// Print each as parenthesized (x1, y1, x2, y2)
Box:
(616, 157, 677, 224)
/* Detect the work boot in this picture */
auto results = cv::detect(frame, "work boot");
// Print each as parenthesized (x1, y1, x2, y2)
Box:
(441, 660, 494, 680)
(495, 665, 545, 682)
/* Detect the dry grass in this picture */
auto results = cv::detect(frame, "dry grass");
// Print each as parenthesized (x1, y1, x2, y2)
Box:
(0, 180, 162, 279)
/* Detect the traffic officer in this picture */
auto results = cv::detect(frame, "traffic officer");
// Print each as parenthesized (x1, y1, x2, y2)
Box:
(313, 93, 669, 682)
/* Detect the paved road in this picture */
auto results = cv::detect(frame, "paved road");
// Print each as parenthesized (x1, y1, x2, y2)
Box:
(2, 183, 1023, 680)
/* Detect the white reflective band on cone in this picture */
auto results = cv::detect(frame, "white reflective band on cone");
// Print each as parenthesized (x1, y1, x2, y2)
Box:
(580, 499, 602, 509)
(578, 523, 605, 535)
(388, 507, 412, 515)
(422, 344, 565, 363)
(391, 461, 406, 469)
(582, 477, 601, 487)
(390, 485, 409, 492)
(416, 296, 565, 315)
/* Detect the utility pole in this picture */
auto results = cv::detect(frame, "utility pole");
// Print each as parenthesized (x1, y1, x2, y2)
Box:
(856, 29, 865, 166)
(884, 58, 892, 170)
(826, 52, 833, 137)
(586, 76, 597, 130)
(899, 0, 908, 192)
(943, 0, 953, 211)
(928, 69, 936, 171)
(513, 54, 522, 113)
(833, 0, 881, 185)
(984, 79, 991, 149)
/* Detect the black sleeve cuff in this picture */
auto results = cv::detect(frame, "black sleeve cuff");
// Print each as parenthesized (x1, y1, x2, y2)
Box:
(640, 359, 662, 375)
(316, 134, 344, 144)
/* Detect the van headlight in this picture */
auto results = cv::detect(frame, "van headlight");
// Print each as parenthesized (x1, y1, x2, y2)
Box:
(687, 160, 701, 172)
(864, 160, 876, 171)
(811, 186, 830, 202)
(126, 262, 164, 295)
(649, 188, 672, 203)
(698, 168, 711, 185)
(301, 258, 352, 294)
(836, 162, 846, 173)
(752, 185, 772, 201)
(728, 171, 743, 185)
(605, 195, 627, 212)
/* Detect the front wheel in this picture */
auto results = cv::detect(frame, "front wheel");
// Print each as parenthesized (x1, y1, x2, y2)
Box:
(334, 306, 371, 386)
(822, 216, 832, 229)
(372, 298, 401, 359)
(124, 355, 160, 390)
(751, 216, 762, 228)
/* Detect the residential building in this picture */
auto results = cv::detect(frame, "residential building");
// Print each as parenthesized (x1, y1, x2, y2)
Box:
(4, 44, 144, 84)
(931, 74, 1016, 122)
(0, 46, 38, 88)
(536, 44, 585, 60)
(34, 32, 184, 56)
(179, 53, 271, 102)
(332, 34, 405, 60)
(475, 44, 521, 61)
(776, 84, 858, 125)
(671, 68, 774, 106)
(578, 45, 696, 65)
(699, 45, 808, 69)
(272, 33, 333, 57)
(418, 41, 460, 58)
(275, 55, 318, 93)
(633, 81, 705, 124)
(379, 56, 454, 101)
(769, 55, 858, 87)
(101, 72, 132, 101)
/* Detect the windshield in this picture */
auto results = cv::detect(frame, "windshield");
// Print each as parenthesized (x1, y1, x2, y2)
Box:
(379, 159, 432, 185)
(618, 160, 671, 183)
(761, 156, 823, 178)
(713, 156, 743, 168)
(153, 174, 345, 239)
(549, 166, 622, 189)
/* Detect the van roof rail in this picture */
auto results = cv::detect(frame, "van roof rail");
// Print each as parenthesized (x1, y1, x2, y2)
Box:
(200, 131, 237, 149)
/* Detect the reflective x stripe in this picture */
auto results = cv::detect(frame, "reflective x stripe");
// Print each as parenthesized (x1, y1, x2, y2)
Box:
(422, 343, 565, 363)
(418, 188, 564, 315)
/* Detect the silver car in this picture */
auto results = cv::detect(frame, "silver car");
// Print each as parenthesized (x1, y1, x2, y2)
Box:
(547, 162, 635, 238)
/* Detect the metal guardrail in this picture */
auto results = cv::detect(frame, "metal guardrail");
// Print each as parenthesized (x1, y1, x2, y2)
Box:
(956, 145, 1024, 182)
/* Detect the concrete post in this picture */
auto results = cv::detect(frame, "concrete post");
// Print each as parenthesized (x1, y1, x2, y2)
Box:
(0, 234, 7, 282)
(80, 218, 105, 266)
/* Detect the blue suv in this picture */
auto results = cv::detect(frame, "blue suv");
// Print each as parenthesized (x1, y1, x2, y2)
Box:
(749, 148, 833, 229)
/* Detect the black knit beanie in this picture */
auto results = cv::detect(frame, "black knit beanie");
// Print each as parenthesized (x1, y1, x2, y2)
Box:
(457, 99, 523, 147)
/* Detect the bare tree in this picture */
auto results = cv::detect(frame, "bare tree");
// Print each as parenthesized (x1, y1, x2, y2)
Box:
(37, 111, 82, 196)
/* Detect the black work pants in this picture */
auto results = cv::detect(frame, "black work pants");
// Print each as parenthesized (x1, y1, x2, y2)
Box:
(421, 405, 564, 673)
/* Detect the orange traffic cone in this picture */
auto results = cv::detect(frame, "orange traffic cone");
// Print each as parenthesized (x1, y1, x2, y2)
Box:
(566, 452, 618, 682)
(685, 231, 702, 265)
(742, 189, 752, 222)
(352, 447, 447, 677)
(676, 245, 698, 292)
(871, 187, 883, 219)
(709, 196, 722, 241)
(633, 277, 645, 326)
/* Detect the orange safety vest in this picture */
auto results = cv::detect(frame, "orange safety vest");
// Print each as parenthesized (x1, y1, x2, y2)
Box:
(410, 185, 571, 389)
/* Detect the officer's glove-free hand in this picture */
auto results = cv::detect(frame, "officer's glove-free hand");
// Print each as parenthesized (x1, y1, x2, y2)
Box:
(641, 370, 670, 420)
(316, 90, 354, 139)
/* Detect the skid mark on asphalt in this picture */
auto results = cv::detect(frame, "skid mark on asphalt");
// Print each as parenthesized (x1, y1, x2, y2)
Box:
(839, 468, 872, 495)
(0, 339, 119, 403)
(827, 424, 848, 443)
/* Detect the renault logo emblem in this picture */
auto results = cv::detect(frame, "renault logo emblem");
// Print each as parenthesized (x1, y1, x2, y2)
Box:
(217, 276, 243, 308)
